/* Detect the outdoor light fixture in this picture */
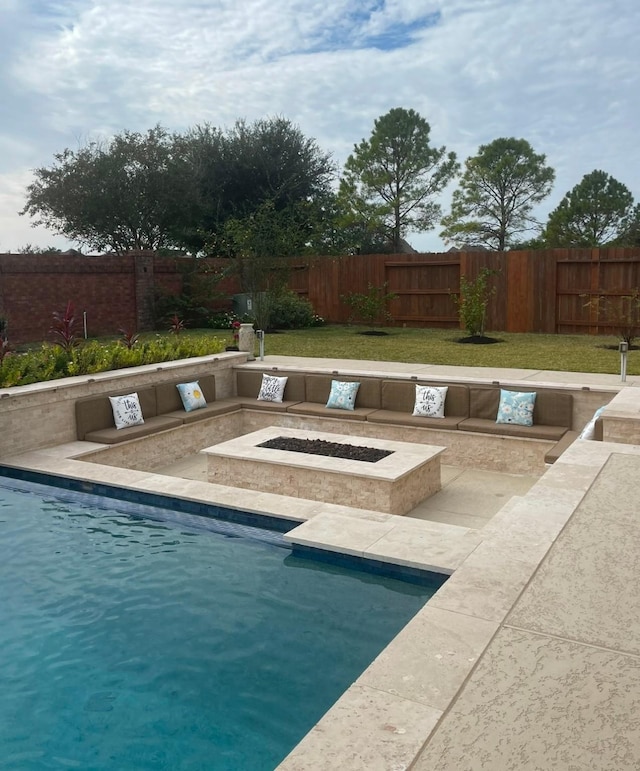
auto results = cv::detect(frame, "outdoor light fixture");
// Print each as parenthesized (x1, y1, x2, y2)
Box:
(256, 329, 265, 361)
(619, 341, 629, 382)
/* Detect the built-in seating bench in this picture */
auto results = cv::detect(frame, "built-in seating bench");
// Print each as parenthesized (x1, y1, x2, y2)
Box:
(74, 368, 585, 463)
(231, 371, 577, 462)
(75, 375, 236, 444)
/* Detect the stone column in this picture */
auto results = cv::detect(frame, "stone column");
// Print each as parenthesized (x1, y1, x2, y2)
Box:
(238, 323, 255, 358)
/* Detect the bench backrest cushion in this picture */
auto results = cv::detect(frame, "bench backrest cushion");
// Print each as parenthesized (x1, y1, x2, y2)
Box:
(75, 386, 157, 440)
(236, 370, 306, 401)
(304, 374, 381, 409)
(469, 387, 572, 428)
(381, 380, 469, 417)
(155, 375, 216, 414)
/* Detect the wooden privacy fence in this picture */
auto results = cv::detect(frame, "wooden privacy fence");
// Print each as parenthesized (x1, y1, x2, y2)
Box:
(290, 247, 640, 335)
(1, 247, 640, 344)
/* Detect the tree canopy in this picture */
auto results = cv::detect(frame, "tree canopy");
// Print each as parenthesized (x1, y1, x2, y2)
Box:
(338, 107, 459, 251)
(22, 118, 336, 257)
(181, 117, 336, 254)
(440, 137, 555, 251)
(542, 170, 636, 247)
(22, 126, 191, 254)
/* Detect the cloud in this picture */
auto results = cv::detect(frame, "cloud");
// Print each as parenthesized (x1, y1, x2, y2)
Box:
(1, 0, 639, 252)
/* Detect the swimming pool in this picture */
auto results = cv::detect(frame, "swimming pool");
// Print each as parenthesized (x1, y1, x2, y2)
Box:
(0, 478, 442, 770)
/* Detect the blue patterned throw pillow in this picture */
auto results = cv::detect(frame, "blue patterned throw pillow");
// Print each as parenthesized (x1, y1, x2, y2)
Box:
(257, 374, 288, 403)
(326, 380, 360, 411)
(496, 389, 536, 426)
(176, 381, 207, 412)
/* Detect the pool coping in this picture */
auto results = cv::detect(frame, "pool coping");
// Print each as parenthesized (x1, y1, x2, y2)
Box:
(2, 356, 639, 769)
(5, 435, 638, 769)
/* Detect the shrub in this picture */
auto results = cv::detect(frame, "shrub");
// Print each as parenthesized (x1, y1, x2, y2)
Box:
(168, 315, 185, 335)
(50, 301, 81, 353)
(453, 269, 499, 338)
(582, 289, 640, 347)
(268, 289, 318, 330)
(0, 335, 226, 387)
(153, 290, 221, 329)
(342, 283, 397, 329)
(118, 328, 140, 350)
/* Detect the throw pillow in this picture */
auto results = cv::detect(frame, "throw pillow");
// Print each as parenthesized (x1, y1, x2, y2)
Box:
(257, 374, 288, 403)
(496, 389, 536, 426)
(176, 381, 207, 412)
(412, 385, 448, 418)
(108, 392, 145, 430)
(326, 380, 360, 411)
(579, 405, 606, 440)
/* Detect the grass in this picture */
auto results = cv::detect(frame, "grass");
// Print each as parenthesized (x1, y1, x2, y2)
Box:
(200, 324, 636, 375)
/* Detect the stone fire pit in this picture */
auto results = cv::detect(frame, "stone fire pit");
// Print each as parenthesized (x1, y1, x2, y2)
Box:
(202, 427, 444, 516)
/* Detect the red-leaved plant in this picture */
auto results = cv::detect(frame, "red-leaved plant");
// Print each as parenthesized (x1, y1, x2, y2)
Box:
(51, 301, 81, 353)
(118, 328, 140, 349)
(169, 315, 185, 335)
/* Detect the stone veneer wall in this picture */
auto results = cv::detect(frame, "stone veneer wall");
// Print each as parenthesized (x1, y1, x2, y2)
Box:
(0, 353, 246, 459)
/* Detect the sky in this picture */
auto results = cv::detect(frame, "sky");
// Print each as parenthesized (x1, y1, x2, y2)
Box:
(0, 0, 638, 254)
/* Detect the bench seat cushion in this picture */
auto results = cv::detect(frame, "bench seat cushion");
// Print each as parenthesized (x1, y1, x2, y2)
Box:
(235, 370, 306, 402)
(544, 431, 580, 464)
(459, 418, 568, 441)
(381, 379, 469, 417)
(469, 387, 572, 428)
(162, 400, 241, 423)
(84, 415, 182, 444)
(367, 409, 464, 430)
(76, 386, 158, 441)
(287, 402, 377, 421)
(304, 374, 381, 409)
(155, 375, 217, 415)
(222, 396, 302, 413)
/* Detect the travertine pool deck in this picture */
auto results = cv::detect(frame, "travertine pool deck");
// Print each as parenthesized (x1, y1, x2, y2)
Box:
(2, 355, 640, 770)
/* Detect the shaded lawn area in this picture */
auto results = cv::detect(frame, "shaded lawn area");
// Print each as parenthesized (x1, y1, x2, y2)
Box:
(198, 324, 634, 375)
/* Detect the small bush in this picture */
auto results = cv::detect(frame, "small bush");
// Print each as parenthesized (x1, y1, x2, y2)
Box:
(268, 290, 318, 330)
(582, 289, 640, 347)
(342, 283, 397, 329)
(453, 269, 499, 338)
(50, 301, 81, 353)
(153, 291, 215, 329)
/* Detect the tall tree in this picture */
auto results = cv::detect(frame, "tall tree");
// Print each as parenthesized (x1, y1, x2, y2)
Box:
(22, 126, 191, 254)
(440, 138, 555, 251)
(338, 107, 459, 251)
(543, 170, 636, 247)
(183, 117, 336, 254)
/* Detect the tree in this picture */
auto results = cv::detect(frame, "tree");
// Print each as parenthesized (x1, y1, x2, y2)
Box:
(614, 204, 640, 247)
(22, 117, 336, 260)
(22, 126, 191, 254)
(16, 244, 63, 254)
(182, 117, 336, 254)
(220, 199, 314, 329)
(338, 108, 459, 251)
(440, 138, 555, 251)
(543, 170, 636, 247)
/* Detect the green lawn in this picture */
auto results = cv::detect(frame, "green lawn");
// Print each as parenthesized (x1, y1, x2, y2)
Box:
(204, 324, 636, 375)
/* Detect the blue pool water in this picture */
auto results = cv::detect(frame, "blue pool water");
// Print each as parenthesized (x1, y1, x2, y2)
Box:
(0, 479, 440, 771)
